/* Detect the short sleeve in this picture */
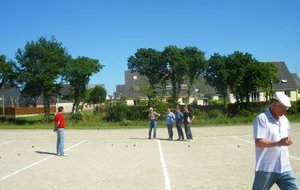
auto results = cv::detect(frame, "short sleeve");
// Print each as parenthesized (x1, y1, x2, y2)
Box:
(253, 113, 267, 139)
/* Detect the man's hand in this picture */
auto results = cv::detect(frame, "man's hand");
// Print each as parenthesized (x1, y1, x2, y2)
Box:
(279, 137, 293, 146)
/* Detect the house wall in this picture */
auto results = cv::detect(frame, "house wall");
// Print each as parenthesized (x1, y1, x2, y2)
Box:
(56, 103, 73, 113)
(289, 90, 297, 101)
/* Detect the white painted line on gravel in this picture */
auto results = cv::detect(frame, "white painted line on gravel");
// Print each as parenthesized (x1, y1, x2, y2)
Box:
(157, 139, 171, 190)
(0, 140, 85, 181)
(289, 155, 300, 161)
(231, 136, 300, 161)
(0, 140, 16, 146)
(231, 136, 254, 144)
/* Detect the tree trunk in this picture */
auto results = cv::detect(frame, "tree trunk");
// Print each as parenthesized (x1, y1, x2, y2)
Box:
(43, 94, 51, 123)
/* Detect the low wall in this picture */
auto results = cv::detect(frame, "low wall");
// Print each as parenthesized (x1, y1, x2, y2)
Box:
(0, 106, 56, 118)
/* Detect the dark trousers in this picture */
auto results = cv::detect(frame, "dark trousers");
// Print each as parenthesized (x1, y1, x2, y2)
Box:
(176, 123, 184, 140)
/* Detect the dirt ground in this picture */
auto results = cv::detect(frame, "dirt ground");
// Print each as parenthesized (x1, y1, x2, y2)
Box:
(0, 124, 299, 190)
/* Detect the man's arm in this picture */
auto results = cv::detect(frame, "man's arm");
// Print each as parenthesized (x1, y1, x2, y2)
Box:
(255, 137, 293, 147)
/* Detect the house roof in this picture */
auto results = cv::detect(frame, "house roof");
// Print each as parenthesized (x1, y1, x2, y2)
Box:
(291, 73, 300, 88)
(270, 62, 299, 90)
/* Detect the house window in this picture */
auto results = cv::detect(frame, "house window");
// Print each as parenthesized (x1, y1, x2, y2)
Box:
(251, 92, 260, 102)
(181, 84, 188, 90)
(166, 85, 172, 91)
(284, 91, 291, 97)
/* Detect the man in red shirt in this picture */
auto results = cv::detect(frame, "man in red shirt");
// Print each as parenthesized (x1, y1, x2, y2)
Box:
(54, 106, 66, 156)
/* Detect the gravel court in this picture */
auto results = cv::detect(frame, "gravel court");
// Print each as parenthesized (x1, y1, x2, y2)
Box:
(0, 124, 299, 190)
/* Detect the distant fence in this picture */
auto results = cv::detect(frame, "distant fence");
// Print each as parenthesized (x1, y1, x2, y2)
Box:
(0, 106, 56, 118)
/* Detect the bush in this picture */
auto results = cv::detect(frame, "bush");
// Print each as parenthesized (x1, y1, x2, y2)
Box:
(237, 109, 252, 117)
(208, 109, 224, 119)
(105, 103, 128, 122)
(127, 106, 145, 120)
(70, 112, 83, 122)
(120, 119, 133, 126)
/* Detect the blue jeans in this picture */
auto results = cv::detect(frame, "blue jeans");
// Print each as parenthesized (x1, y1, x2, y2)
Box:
(183, 123, 193, 140)
(148, 120, 157, 139)
(56, 128, 65, 155)
(252, 171, 299, 190)
(167, 124, 173, 139)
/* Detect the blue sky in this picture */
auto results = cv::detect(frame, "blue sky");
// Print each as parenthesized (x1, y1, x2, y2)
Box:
(1, 0, 300, 95)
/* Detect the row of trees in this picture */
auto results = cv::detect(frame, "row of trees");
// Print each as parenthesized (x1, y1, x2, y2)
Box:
(128, 46, 207, 105)
(128, 46, 278, 108)
(0, 36, 104, 122)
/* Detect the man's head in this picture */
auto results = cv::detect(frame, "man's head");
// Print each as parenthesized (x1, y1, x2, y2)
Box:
(58, 106, 64, 112)
(270, 92, 291, 117)
(149, 107, 153, 111)
(271, 92, 291, 108)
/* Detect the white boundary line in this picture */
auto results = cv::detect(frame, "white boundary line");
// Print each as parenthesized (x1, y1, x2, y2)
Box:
(231, 136, 254, 145)
(0, 140, 85, 181)
(0, 140, 16, 146)
(231, 136, 300, 161)
(157, 139, 171, 190)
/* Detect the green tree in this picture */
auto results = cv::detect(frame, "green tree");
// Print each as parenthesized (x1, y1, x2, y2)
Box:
(89, 85, 107, 104)
(15, 36, 71, 122)
(162, 45, 187, 105)
(205, 53, 228, 107)
(65, 56, 103, 112)
(225, 51, 259, 107)
(127, 48, 167, 105)
(184, 47, 207, 101)
(253, 62, 279, 102)
(0, 55, 17, 89)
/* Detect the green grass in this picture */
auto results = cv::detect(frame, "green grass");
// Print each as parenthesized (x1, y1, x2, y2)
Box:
(1, 110, 300, 129)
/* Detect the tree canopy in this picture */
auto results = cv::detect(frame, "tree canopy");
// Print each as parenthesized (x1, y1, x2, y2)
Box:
(65, 56, 103, 112)
(127, 48, 167, 104)
(88, 85, 107, 104)
(205, 53, 228, 106)
(15, 36, 71, 122)
(0, 55, 17, 89)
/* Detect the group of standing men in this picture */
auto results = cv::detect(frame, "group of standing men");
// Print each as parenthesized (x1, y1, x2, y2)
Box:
(148, 106, 193, 141)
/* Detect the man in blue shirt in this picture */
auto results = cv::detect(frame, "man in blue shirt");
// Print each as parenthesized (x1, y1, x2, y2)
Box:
(165, 108, 175, 140)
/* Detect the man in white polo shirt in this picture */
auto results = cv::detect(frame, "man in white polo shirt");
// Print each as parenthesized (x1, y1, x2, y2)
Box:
(252, 92, 299, 190)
